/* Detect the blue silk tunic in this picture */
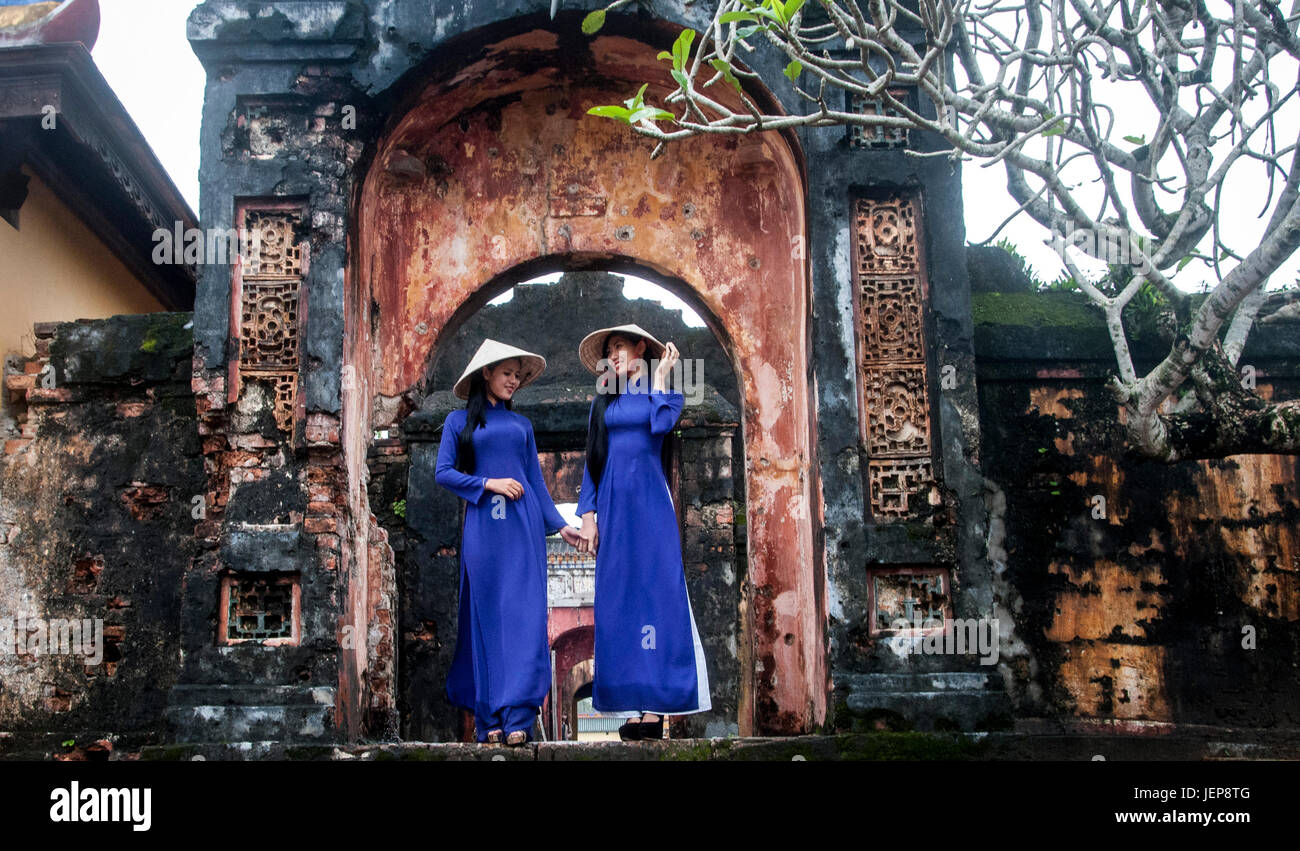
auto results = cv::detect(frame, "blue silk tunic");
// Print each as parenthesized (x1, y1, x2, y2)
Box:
(435, 402, 568, 724)
(577, 376, 711, 714)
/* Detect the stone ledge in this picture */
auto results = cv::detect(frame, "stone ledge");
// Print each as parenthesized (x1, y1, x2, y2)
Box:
(112, 730, 1300, 762)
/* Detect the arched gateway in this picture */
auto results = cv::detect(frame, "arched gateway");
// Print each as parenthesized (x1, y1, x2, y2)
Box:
(350, 23, 824, 736)
(173, 1, 990, 748)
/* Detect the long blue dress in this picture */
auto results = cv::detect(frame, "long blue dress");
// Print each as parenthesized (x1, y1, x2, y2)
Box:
(577, 375, 711, 714)
(435, 401, 569, 737)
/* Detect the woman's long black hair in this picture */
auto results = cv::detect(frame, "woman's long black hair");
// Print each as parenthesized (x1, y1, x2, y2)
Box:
(584, 381, 618, 488)
(455, 370, 511, 474)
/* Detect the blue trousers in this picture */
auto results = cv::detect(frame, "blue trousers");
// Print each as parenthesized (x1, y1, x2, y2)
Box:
(476, 704, 536, 742)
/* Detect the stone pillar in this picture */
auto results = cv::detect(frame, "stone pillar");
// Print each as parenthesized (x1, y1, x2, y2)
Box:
(168, 5, 387, 744)
(395, 411, 463, 742)
(675, 417, 742, 738)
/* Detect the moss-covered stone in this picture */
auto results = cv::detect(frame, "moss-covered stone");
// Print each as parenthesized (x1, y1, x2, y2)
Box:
(50, 312, 194, 385)
(972, 293, 1114, 361)
(971, 292, 1103, 329)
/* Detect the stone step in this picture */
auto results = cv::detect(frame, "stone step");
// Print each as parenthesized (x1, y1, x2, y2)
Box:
(167, 684, 336, 707)
(164, 704, 335, 744)
(840, 672, 1004, 692)
(838, 671, 1014, 731)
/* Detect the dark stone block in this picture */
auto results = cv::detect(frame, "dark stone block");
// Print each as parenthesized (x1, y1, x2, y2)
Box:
(220, 525, 306, 573)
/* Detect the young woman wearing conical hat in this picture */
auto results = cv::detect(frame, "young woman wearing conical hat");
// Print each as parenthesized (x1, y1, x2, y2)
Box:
(435, 339, 583, 746)
(574, 324, 712, 740)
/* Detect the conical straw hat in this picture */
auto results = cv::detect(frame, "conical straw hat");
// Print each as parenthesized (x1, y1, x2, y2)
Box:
(453, 339, 547, 400)
(578, 323, 666, 375)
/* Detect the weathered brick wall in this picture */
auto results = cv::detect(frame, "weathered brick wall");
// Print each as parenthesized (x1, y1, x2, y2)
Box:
(975, 292, 1300, 729)
(0, 313, 203, 758)
(674, 419, 743, 738)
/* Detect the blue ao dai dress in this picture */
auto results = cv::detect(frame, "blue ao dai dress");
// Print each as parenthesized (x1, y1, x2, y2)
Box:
(577, 375, 711, 714)
(435, 401, 568, 735)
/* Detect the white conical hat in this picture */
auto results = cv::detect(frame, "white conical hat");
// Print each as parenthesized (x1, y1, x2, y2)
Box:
(452, 339, 547, 400)
(578, 323, 667, 375)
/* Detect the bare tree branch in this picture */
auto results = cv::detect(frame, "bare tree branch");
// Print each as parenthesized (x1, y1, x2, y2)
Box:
(582, 0, 1300, 457)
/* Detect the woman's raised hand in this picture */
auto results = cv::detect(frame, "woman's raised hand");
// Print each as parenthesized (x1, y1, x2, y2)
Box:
(653, 341, 679, 390)
(484, 477, 524, 500)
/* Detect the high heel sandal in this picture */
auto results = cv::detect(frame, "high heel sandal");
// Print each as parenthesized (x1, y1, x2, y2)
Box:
(484, 729, 504, 745)
(617, 718, 642, 741)
(638, 715, 664, 740)
(505, 729, 528, 747)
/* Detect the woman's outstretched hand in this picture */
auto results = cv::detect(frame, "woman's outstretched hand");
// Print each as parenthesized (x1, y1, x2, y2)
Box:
(559, 525, 583, 548)
(577, 512, 598, 555)
(653, 341, 679, 391)
(484, 477, 524, 500)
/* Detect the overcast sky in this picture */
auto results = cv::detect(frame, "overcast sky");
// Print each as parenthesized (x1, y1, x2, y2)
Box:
(88, 0, 1298, 307)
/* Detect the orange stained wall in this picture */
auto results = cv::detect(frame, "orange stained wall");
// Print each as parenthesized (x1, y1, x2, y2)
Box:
(1026, 385, 1299, 722)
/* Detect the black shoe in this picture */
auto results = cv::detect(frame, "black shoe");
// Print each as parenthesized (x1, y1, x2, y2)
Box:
(618, 720, 642, 741)
(638, 719, 664, 740)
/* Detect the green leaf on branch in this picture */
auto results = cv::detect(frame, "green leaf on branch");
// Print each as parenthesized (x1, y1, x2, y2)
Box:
(738, 0, 782, 24)
(720, 11, 760, 24)
(581, 10, 606, 35)
(671, 29, 695, 70)
(710, 59, 745, 95)
(1042, 118, 1065, 136)
(1123, 134, 1146, 145)
(783, 59, 802, 81)
(589, 84, 675, 126)
(1177, 255, 1194, 272)
(635, 107, 676, 123)
(624, 83, 650, 110)
(588, 105, 635, 122)
(587, 103, 674, 126)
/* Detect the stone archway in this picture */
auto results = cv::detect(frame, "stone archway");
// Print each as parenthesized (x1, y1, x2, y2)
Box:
(347, 23, 823, 734)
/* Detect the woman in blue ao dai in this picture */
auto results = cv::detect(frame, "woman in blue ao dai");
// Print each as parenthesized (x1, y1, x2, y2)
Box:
(435, 339, 583, 745)
(574, 324, 711, 741)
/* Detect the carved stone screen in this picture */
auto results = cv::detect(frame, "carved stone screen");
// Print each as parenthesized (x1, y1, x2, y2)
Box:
(234, 206, 304, 434)
(848, 90, 910, 149)
(868, 567, 951, 634)
(853, 196, 935, 519)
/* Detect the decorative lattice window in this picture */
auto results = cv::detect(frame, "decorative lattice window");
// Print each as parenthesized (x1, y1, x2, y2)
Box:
(848, 89, 910, 149)
(853, 195, 937, 519)
(867, 567, 950, 635)
(232, 203, 307, 434)
(239, 280, 300, 371)
(219, 574, 300, 645)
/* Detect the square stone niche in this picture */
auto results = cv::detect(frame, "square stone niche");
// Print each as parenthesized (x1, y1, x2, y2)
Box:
(867, 566, 951, 636)
(218, 572, 301, 646)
